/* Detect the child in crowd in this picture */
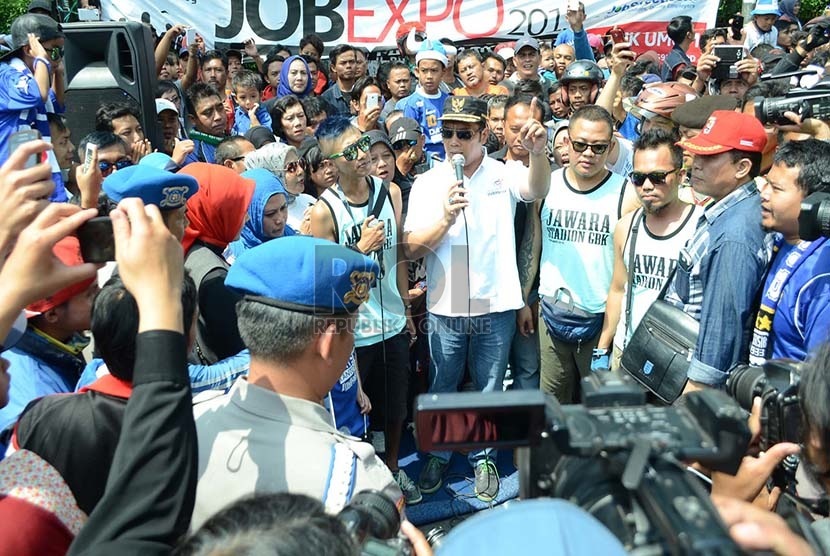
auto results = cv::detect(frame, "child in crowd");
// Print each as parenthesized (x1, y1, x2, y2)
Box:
(539, 43, 558, 82)
(230, 70, 272, 136)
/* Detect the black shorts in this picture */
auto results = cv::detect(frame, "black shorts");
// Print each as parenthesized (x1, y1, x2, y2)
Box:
(356, 332, 410, 422)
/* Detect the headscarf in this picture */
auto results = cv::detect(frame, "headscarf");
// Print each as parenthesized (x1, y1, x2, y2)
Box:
(277, 55, 314, 98)
(226, 168, 295, 260)
(243, 142, 298, 200)
(179, 163, 255, 253)
(778, 0, 802, 28)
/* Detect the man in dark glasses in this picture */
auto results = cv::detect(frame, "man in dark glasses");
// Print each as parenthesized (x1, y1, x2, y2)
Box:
(403, 95, 550, 503)
(74, 131, 131, 207)
(311, 117, 420, 505)
(0, 13, 66, 201)
(535, 105, 628, 405)
(593, 129, 702, 372)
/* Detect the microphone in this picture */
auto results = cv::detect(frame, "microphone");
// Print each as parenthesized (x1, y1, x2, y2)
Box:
(451, 154, 465, 184)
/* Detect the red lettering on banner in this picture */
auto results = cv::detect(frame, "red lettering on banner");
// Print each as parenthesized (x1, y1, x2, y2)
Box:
(376, 0, 410, 42)
(420, 0, 453, 24)
(348, 0, 376, 42)
(452, 0, 503, 38)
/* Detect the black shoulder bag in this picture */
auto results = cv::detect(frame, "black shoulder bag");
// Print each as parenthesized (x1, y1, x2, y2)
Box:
(620, 214, 699, 404)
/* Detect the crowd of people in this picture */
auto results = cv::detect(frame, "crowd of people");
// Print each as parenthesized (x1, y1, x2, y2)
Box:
(0, 0, 829, 552)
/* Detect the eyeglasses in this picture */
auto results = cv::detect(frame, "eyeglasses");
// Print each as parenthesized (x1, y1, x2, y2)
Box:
(99, 158, 133, 176)
(328, 135, 371, 161)
(48, 46, 64, 61)
(392, 139, 417, 150)
(570, 140, 611, 155)
(282, 158, 308, 174)
(441, 128, 475, 141)
(628, 169, 680, 187)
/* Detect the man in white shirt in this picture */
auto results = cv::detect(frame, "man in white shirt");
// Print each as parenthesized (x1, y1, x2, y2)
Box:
(403, 95, 550, 502)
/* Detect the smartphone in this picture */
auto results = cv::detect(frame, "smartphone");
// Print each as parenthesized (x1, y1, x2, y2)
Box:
(609, 27, 625, 44)
(567, 0, 580, 11)
(185, 28, 197, 47)
(83, 143, 96, 174)
(9, 129, 42, 169)
(77, 216, 115, 263)
(712, 45, 744, 81)
(366, 92, 380, 111)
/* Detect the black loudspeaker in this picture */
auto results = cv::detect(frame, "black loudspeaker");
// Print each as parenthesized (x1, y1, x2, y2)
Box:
(62, 21, 159, 149)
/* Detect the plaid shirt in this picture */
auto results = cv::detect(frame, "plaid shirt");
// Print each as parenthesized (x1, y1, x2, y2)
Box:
(665, 180, 773, 386)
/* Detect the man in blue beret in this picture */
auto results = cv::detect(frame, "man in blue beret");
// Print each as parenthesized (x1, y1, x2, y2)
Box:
(190, 236, 403, 527)
(103, 163, 198, 242)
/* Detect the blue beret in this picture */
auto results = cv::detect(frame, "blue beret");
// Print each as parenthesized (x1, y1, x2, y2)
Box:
(225, 236, 379, 315)
(103, 164, 198, 209)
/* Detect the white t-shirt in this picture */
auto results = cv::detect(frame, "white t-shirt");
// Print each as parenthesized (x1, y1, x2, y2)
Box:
(404, 154, 528, 316)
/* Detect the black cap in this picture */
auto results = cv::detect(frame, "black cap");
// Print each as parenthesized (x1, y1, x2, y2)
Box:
(3, 13, 63, 60)
(27, 0, 52, 13)
(671, 95, 741, 129)
(440, 96, 487, 124)
(244, 126, 276, 149)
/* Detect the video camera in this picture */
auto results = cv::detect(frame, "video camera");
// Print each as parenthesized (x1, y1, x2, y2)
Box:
(415, 374, 751, 554)
(799, 192, 830, 240)
(754, 80, 830, 126)
(727, 359, 802, 490)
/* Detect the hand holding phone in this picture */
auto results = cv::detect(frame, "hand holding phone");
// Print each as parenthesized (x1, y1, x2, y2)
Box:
(609, 27, 625, 44)
(9, 130, 42, 169)
(83, 143, 97, 174)
(366, 93, 380, 111)
(185, 28, 197, 47)
(567, 0, 580, 12)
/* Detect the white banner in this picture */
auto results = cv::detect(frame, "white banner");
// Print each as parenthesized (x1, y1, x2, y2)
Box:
(102, 0, 719, 60)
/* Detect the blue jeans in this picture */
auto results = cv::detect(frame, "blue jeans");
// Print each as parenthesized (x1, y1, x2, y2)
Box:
(427, 310, 516, 466)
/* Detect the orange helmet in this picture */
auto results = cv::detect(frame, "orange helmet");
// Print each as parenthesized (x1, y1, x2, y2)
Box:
(629, 82, 699, 121)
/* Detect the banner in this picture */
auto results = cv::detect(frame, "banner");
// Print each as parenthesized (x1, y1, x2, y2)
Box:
(102, 0, 719, 60)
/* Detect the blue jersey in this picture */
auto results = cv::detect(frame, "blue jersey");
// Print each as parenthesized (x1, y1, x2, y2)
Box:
(766, 239, 830, 361)
(396, 86, 448, 160)
(324, 351, 366, 437)
(231, 104, 272, 136)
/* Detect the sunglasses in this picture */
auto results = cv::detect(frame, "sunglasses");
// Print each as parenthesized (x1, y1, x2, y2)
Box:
(282, 158, 308, 174)
(48, 46, 64, 61)
(328, 135, 371, 161)
(628, 168, 680, 187)
(99, 158, 133, 176)
(441, 128, 475, 141)
(570, 140, 611, 155)
(392, 139, 417, 150)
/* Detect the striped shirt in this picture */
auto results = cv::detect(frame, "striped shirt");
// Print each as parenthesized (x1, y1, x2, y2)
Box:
(665, 180, 773, 385)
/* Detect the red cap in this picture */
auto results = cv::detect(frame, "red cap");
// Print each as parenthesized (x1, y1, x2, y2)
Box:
(26, 237, 96, 316)
(677, 110, 767, 155)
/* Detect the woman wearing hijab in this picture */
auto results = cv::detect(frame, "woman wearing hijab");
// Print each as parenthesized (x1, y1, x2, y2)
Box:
(179, 163, 255, 364)
(244, 142, 316, 233)
(225, 168, 296, 264)
(779, 0, 803, 29)
(277, 55, 314, 98)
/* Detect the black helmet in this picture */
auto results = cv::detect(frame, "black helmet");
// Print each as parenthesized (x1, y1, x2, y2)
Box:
(559, 60, 604, 108)
(558, 60, 604, 86)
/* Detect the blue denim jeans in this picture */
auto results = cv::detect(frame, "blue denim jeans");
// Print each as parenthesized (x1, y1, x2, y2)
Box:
(426, 310, 516, 466)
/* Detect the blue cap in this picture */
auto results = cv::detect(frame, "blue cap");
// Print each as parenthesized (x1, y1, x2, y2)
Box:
(225, 236, 379, 315)
(752, 0, 781, 15)
(103, 164, 198, 209)
(139, 152, 180, 172)
(438, 499, 627, 555)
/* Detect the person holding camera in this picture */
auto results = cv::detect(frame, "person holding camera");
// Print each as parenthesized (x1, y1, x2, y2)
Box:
(748, 139, 830, 364)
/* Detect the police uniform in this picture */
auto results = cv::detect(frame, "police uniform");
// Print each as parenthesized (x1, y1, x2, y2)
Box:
(190, 236, 402, 529)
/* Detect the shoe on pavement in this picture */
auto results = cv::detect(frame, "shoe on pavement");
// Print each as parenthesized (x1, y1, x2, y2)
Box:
(418, 456, 449, 494)
(394, 469, 423, 505)
(474, 459, 499, 502)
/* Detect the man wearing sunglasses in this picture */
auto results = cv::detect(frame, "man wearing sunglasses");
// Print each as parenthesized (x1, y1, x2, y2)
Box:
(536, 105, 628, 404)
(310, 117, 419, 505)
(403, 96, 550, 503)
(0, 13, 66, 201)
(593, 129, 703, 372)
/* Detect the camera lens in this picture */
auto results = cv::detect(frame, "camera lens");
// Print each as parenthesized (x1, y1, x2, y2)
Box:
(725, 364, 766, 410)
(337, 490, 400, 543)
